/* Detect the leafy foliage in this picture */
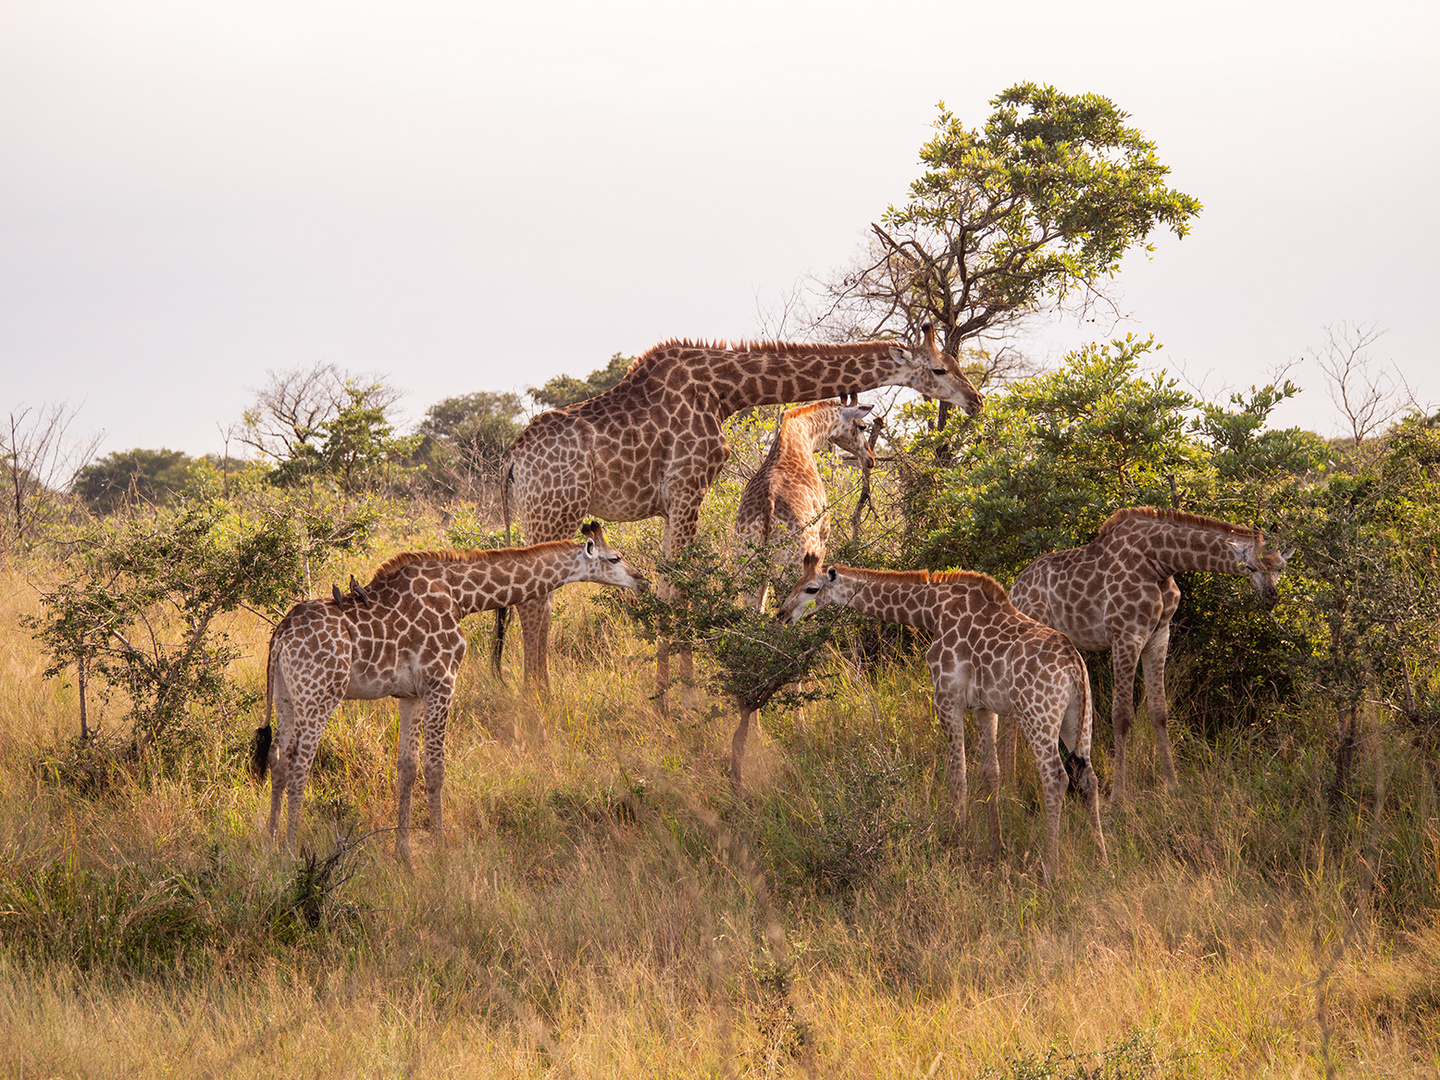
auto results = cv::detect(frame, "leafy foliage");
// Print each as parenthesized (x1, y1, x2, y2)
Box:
(26, 495, 374, 755)
(415, 390, 527, 504)
(603, 540, 847, 714)
(905, 336, 1201, 578)
(817, 85, 1201, 380)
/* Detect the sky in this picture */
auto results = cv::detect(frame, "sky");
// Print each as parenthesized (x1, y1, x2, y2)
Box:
(3, 0, 1437, 459)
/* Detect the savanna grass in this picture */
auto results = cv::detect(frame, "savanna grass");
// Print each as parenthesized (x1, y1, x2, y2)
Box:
(3, 532, 1439, 1077)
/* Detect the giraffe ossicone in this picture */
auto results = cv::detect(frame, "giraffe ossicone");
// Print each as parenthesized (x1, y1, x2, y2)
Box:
(778, 554, 1107, 884)
(253, 522, 645, 865)
(1009, 507, 1290, 802)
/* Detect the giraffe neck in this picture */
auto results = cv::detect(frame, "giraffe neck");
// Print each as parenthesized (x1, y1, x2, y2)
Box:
(763, 403, 837, 468)
(698, 343, 902, 414)
(1125, 521, 1251, 578)
(442, 543, 577, 616)
(834, 568, 945, 633)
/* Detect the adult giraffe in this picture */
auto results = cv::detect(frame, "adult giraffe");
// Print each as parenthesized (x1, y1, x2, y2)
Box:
(1008, 507, 1290, 802)
(497, 326, 984, 694)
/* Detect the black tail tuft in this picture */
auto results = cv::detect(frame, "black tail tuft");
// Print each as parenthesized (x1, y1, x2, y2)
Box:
(1059, 739, 1084, 797)
(251, 724, 273, 781)
(491, 606, 509, 679)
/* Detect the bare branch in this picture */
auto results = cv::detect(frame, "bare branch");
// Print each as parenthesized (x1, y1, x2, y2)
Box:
(1308, 321, 1402, 448)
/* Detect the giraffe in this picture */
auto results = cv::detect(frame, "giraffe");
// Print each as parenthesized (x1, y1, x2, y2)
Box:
(1008, 507, 1291, 802)
(777, 555, 1107, 883)
(735, 399, 875, 612)
(498, 325, 984, 700)
(252, 522, 646, 865)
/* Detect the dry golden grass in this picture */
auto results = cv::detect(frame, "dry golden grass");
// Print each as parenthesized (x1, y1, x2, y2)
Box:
(2, 543, 1438, 1079)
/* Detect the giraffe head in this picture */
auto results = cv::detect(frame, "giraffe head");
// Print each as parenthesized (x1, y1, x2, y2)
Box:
(571, 521, 649, 592)
(880, 324, 984, 416)
(828, 403, 876, 467)
(1231, 527, 1291, 610)
(776, 553, 850, 623)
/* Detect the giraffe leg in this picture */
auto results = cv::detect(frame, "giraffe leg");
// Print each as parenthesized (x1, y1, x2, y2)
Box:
(657, 503, 703, 714)
(1023, 721, 1067, 885)
(998, 710, 1020, 788)
(1078, 756, 1108, 871)
(283, 732, 321, 852)
(516, 594, 553, 691)
(932, 683, 968, 832)
(395, 697, 423, 866)
(1141, 624, 1178, 788)
(266, 679, 295, 840)
(976, 708, 1002, 858)
(1108, 637, 1144, 804)
(1065, 665, 1108, 871)
(420, 683, 453, 854)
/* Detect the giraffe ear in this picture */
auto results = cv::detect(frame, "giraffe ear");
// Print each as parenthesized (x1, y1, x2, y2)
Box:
(827, 566, 837, 582)
(584, 539, 596, 558)
(887, 345, 913, 364)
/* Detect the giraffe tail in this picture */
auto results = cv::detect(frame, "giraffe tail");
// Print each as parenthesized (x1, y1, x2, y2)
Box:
(1058, 659, 1092, 797)
(492, 461, 515, 677)
(251, 633, 276, 782)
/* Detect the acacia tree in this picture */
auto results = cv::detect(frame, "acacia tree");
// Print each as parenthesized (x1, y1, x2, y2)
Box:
(240, 365, 412, 493)
(810, 84, 1201, 405)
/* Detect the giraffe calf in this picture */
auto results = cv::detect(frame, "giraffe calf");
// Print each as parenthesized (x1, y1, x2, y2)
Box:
(778, 555, 1107, 883)
(735, 400, 874, 611)
(253, 523, 645, 865)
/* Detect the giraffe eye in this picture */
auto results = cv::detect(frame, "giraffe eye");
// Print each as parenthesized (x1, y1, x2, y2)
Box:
(609, 555, 621, 564)
(931, 367, 947, 375)
(805, 585, 819, 594)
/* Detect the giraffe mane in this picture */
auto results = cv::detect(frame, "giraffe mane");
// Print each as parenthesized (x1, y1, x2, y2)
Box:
(626, 336, 910, 373)
(831, 565, 931, 584)
(779, 400, 839, 423)
(367, 540, 577, 586)
(1094, 506, 1257, 541)
(833, 565, 1010, 603)
(928, 569, 1012, 603)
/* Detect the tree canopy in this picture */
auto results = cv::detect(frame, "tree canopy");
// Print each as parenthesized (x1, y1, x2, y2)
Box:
(73, 448, 199, 515)
(530, 353, 633, 410)
(813, 84, 1202, 388)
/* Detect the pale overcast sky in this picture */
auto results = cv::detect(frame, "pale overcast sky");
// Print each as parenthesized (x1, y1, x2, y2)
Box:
(2, 0, 1436, 457)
